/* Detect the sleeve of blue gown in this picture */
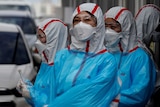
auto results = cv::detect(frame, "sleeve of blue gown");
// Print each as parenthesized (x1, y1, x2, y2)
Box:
(27, 63, 56, 107)
(47, 55, 120, 107)
(119, 52, 156, 106)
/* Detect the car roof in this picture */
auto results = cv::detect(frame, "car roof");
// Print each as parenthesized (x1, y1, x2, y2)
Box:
(0, 10, 32, 17)
(0, 0, 35, 17)
(0, 22, 19, 32)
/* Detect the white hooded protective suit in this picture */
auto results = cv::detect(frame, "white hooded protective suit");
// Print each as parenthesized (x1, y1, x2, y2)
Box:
(104, 6, 156, 107)
(135, 4, 160, 67)
(25, 18, 68, 107)
(135, 4, 160, 46)
(46, 3, 120, 107)
(35, 18, 68, 64)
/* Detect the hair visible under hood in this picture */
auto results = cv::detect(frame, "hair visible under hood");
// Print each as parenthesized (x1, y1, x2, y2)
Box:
(135, 4, 160, 43)
(37, 18, 68, 64)
(104, 6, 138, 53)
(69, 3, 106, 53)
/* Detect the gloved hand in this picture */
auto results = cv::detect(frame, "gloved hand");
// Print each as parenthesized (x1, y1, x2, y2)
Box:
(16, 79, 31, 98)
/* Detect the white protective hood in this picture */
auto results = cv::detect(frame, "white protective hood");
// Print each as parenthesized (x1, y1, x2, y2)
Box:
(104, 6, 137, 53)
(70, 3, 106, 53)
(135, 4, 160, 43)
(37, 18, 68, 64)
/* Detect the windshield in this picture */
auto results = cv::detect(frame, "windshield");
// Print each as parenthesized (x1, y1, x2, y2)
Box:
(0, 32, 30, 64)
(0, 16, 36, 34)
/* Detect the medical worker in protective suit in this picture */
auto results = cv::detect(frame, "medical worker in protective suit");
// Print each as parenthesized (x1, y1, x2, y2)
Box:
(135, 4, 160, 107)
(135, 4, 160, 50)
(16, 18, 68, 107)
(135, 4, 160, 67)
(42, 3, 120, 107)
(104, 6, 156, 107)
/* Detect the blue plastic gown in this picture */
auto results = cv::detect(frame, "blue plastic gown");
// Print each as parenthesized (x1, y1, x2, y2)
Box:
(113, 47, 156, 107)
(26, 62, 55, 107)
(27, 48, 120, 107)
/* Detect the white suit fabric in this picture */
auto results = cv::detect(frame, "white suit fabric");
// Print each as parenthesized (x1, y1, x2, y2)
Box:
(104, 6, 156, 107)
(135, 4, 160, 44)
(135, 5, 160, 106)
(135, 4, 160, 63)
(44, 3, 120, 107)
(24, 18, 68, 107)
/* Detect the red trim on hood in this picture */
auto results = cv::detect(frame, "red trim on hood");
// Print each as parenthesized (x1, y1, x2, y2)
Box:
(129, 46, 138, 53)
(67, 45, 70, 50)
(42, 19, 67, 31)
(135, 4, 160, 19)
(49, 62, 54, 66)
(42, 51, 48, 63)
(42, 51, 54, 65)
(112, 99, 119, 102)
(118, 43, 123, 52)
(76, 4, 98, 15)
(68, 44, 107, 54)
(115, 8, 128, 20)
(97, 49, 107, 54)
(91, 4, 99, 14)
(86, 41, 90, 52)
(77, 6, 81, 14)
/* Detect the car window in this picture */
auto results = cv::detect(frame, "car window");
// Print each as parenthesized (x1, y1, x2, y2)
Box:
(0, 32, 30, 64)
(23, 17, 37, 34)
(0, 5, 31, 12)
(0, 16, 36, 34)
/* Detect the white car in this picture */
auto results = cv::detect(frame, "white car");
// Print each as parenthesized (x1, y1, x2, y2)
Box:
(0, 10, 42, 70)
(0, 10, 37, 49)
(0, 22, 37, 106)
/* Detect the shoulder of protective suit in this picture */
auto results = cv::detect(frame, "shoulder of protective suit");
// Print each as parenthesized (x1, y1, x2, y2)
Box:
(130, 47, 151, 59)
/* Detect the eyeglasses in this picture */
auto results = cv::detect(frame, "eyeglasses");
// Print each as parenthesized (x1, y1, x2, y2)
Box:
(73, 14, 97, 26)
(105, 22, 120, 28)
(105, 22, 121, 32)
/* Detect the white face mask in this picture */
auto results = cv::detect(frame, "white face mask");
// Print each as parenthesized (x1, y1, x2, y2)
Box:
(105, 28, 122, 48)
(70, 22, 96, 42)
(35, 39, 46, 54)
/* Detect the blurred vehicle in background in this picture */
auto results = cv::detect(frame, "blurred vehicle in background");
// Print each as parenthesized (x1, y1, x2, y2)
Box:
(0, 0, 35, 18)
(0, 10, 37, 49)
(0, 10, 41, 70)
(0, 22, 37, 107)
